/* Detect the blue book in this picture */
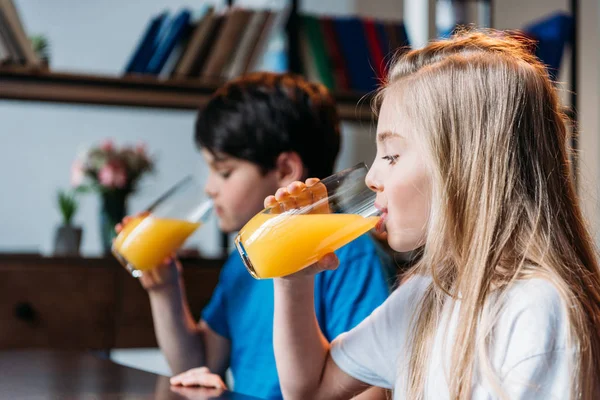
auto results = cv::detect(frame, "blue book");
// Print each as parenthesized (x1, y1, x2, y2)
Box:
(333, 17, 378, 92)
(524, 12, 573, 81)
(375, 21, 390, 60)
(124, 11, 169, 74)
(396, 22, 410, 49)
(146, 9, 192, 75)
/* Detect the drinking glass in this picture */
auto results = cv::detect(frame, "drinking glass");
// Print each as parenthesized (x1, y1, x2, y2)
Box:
(112, 176, 212, 277)
(234, 163, 380, 279)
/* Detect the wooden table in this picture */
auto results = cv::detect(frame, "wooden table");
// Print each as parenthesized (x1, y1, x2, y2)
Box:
(0, 254, 224, 349)
(0, 350, 262, 399)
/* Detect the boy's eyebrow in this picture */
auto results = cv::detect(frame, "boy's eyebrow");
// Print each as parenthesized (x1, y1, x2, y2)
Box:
(377, 131, 402, 142)
(212, 154, 231, 163)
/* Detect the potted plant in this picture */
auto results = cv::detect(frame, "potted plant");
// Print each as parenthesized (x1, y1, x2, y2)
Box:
(53, 189, 82, 256)
(30, 34, 50, 68)
(71, 139, 154, 254)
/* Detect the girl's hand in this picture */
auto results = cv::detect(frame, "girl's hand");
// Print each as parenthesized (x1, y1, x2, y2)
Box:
(264, 178, 331, 215)
(264, 178, 339, 279)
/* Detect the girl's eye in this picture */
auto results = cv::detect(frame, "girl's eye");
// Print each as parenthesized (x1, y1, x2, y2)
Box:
(219, 170, 232, 179)
(382, 155, 399, 165)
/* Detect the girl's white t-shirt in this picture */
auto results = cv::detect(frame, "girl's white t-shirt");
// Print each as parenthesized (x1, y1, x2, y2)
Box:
(330, 276, 574, 399)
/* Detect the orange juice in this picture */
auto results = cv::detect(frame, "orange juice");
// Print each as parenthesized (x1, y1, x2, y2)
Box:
(113, 216, 200, 271)
(113, 216, 145, 251)
(237, 213, 378, 278)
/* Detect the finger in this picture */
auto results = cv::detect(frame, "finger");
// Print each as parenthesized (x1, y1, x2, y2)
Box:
(148, 268, 164, 286)
(179, 372, 226, 389)
(305, 177, 321, 186)
(162, 252, 175, 266)
(288, 182, 313, 210)
(264, 195, 278, 209)
(170, 367, 208, 386)
(274, 187, 290, 202)
(265, 195, 284, 214)
(171, 385, 225, 399)
(120, 216, 132, 229)
(170, 372, 184, 386)
(275, 188, 298, 212)
(302, 254, 339, 276)
(287, 181, 306, 196)
(308, 181, 330, 214)
(138, 273, 154, 289)
(319, 253, 340, 270)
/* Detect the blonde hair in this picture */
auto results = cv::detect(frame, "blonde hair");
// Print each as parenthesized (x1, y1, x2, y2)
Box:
(380, 31, 600, 399)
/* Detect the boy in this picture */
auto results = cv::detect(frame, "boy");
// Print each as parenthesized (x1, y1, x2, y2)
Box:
(127, 73, 389, 399)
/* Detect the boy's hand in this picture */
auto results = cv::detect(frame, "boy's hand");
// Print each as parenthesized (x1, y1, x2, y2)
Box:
(263, 178, 339, 279)
(170, 367, 227, 390)
(138, 257, 182, 291)
(170, 385, 225, 399)
(114, 213, 181, 291)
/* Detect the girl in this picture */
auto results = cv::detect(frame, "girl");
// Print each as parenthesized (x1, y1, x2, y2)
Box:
(265, 32, 600, 399)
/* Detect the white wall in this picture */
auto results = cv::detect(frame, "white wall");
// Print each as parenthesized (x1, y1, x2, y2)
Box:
(0, 0, 383, 257)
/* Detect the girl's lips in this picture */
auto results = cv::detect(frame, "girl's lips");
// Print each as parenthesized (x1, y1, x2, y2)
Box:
(375, 211, 388, 234)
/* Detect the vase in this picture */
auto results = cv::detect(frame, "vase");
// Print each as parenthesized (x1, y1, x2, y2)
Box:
(53, 225, 83, 256)
(99, 190, 128, 255)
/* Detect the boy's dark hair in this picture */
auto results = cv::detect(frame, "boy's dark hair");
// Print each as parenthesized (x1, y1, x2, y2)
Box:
(195, 72, 341, 179)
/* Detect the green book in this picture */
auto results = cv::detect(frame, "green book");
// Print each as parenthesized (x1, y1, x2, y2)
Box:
(301, 15, 335, 89)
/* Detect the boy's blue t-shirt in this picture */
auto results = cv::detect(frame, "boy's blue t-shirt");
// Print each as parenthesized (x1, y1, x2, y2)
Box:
(201, 234, 390, 399)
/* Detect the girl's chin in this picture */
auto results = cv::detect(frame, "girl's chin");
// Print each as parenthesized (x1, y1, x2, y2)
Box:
(386, 233, 422, 253)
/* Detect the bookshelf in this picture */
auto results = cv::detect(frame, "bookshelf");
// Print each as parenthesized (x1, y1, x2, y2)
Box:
(0, 67, 374, 122)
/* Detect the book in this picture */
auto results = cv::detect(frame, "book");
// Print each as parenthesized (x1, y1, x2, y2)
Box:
(0, 33, 8, 62)
(146, 9, 192, 75)
(363, 19, 385, 80)
(524, 12, 573, 81)
(385, 21, 410, 56)
(375, 21, 390, 60)
(0, 0, 39, 65)
(299, 24, 320, 83)
(201, 8, 252, 79)
(0, 6, 22, 62)
(173, 6, 215, 77)
(158, 22, 193, 78)
(333, 17, 378, 92)
(246, 4, 290, 73)
(320, 17, 351, 91)
(224, 10, 268, 79)
(301, 15, 335, 89)
(124, 11, 169, 74)
(190, 12, 225, 76)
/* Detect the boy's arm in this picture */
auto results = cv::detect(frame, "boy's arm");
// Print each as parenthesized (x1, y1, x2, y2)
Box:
(144, 260, 231, 376)
(115, 216, 230, 376)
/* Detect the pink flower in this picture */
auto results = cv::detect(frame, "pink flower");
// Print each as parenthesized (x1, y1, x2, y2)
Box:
(70, 160, 85, 187)
(98, 161, 127, 189)
(100, 139, 115, 152)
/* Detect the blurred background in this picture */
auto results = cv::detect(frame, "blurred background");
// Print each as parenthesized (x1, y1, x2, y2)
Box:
(0, 0, 597, 376)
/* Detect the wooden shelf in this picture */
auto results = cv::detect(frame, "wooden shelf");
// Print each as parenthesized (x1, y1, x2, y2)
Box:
(0, 67, 374, 122)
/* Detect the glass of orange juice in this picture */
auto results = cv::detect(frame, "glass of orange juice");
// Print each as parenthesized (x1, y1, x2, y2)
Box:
(234, 163, 380, 279)
(112, 176, 212, 277)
